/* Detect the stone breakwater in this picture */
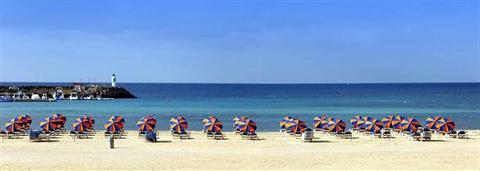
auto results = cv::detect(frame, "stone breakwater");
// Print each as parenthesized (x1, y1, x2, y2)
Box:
(0, 84, 136, 99)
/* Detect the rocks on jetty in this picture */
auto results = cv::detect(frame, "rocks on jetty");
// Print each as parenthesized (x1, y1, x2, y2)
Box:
(0, 83, 136, 100)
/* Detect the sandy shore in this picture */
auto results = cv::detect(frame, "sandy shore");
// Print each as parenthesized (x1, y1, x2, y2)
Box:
(1, 130, 479, 170)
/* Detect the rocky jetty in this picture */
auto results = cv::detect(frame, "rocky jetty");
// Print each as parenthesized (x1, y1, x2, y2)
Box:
(0, 84, 136, 99)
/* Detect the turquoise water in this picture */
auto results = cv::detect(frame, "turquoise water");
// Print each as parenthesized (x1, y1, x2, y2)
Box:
(1, 83, 479, 131)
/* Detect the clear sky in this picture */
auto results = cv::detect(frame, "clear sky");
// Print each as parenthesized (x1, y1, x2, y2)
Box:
(0, 0, 479, 83)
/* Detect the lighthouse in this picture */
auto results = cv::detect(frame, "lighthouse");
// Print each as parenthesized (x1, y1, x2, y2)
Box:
(111, 73, 117, 87)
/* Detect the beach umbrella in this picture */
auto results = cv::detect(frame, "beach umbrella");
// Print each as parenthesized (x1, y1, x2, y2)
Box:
(104, 121, 120, 133)
(49, 113, 67, 129)
(350, 115, 362, 129)
(51, 113, 67, 125)
(4, 122, 14, 133)
(176, 116, 188, 129)
(73, 118, 85, 132)
(136, 116, 157, 132)
(233, 115, 247, 128)
(357, 116, 372, 129)
(237, 118, 257, 133)
(320, 117, 332, 130)
(286, 119, 307, 134)
(79, 115, 95, 130)
(104, 115, 125, 132)
(381, 115, 394, 128)
(436, 118, 455, 133)
(392, 115, 405, 130)
(280, 116, 294, 129)
(16, 114, 32, 128)
(327, 118, 346, 133)
(202, 118, 209, 125)
(169, 116, 188, 133)
(425, 116, 443, 130)
(40, 117, 57, 132)
(365, 118, 384, 132)
(400, 118, 421, 133)
(203, 116, 223, 133)
(4, 119, 20, 133)
(313, 115, 327, 129)
(11, 118, 26, 130)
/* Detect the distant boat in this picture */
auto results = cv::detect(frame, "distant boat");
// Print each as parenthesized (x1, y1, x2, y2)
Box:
(0, 95, 13, 102)
(9, 91, 57, 102)
(69, 92, 79, 100)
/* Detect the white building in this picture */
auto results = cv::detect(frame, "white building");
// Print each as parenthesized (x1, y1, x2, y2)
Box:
(111, 73, 117, 87)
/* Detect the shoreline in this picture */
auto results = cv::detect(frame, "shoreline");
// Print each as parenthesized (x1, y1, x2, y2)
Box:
(1, 130, 479, 170)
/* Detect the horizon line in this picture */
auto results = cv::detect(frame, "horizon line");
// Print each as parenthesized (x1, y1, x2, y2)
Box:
(1, 81, 479, 85)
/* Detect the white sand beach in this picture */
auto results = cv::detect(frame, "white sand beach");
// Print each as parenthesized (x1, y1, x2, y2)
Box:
(1, 131, 479, 170)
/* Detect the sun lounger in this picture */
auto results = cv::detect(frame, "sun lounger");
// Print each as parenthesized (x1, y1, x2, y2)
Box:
(29, 130, 50, 142)
(420, 128, 432, 141)
(70, 131, 89, 139)
(343, 131, 353, 139)
(16, 128, 29, 136)
(54, 128, 66, 135)
(371, 131, 382, 138)
(205, 131, 214, 137)
(179, 131, 190, 139)
(448, 130, 458, 138)
(104, 131, 122, 139)
(138, 131, 146, 137)
(3, 131, 20, 139)
(381, 128, 392, 138)
(335, 131, 345, 138)
(171, 130, 190, 139)
(86, 129, 96, 136)
(457, 130, 467, 139)
(293, 132, 303, 139)
(358, 128, 366, 133)
(212, 132, 224, 140)
(241, 132, 258, 140)
(0, 130, 6, 139)
(410, 132, 421, 141)
(301, 128, 314, 142)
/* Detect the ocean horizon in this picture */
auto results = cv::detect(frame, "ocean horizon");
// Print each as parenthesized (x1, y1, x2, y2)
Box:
(1, 82, 479, 131)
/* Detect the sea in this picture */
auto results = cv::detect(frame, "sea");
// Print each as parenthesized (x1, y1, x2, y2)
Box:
(1, 82, 479, 131)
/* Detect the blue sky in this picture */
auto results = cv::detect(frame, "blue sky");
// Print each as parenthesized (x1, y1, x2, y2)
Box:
(0, 0, 479, 83)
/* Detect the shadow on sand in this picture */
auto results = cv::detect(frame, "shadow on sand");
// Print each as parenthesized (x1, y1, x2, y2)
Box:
(308, 140, 331, 143)
(30, 139, 60, 143)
